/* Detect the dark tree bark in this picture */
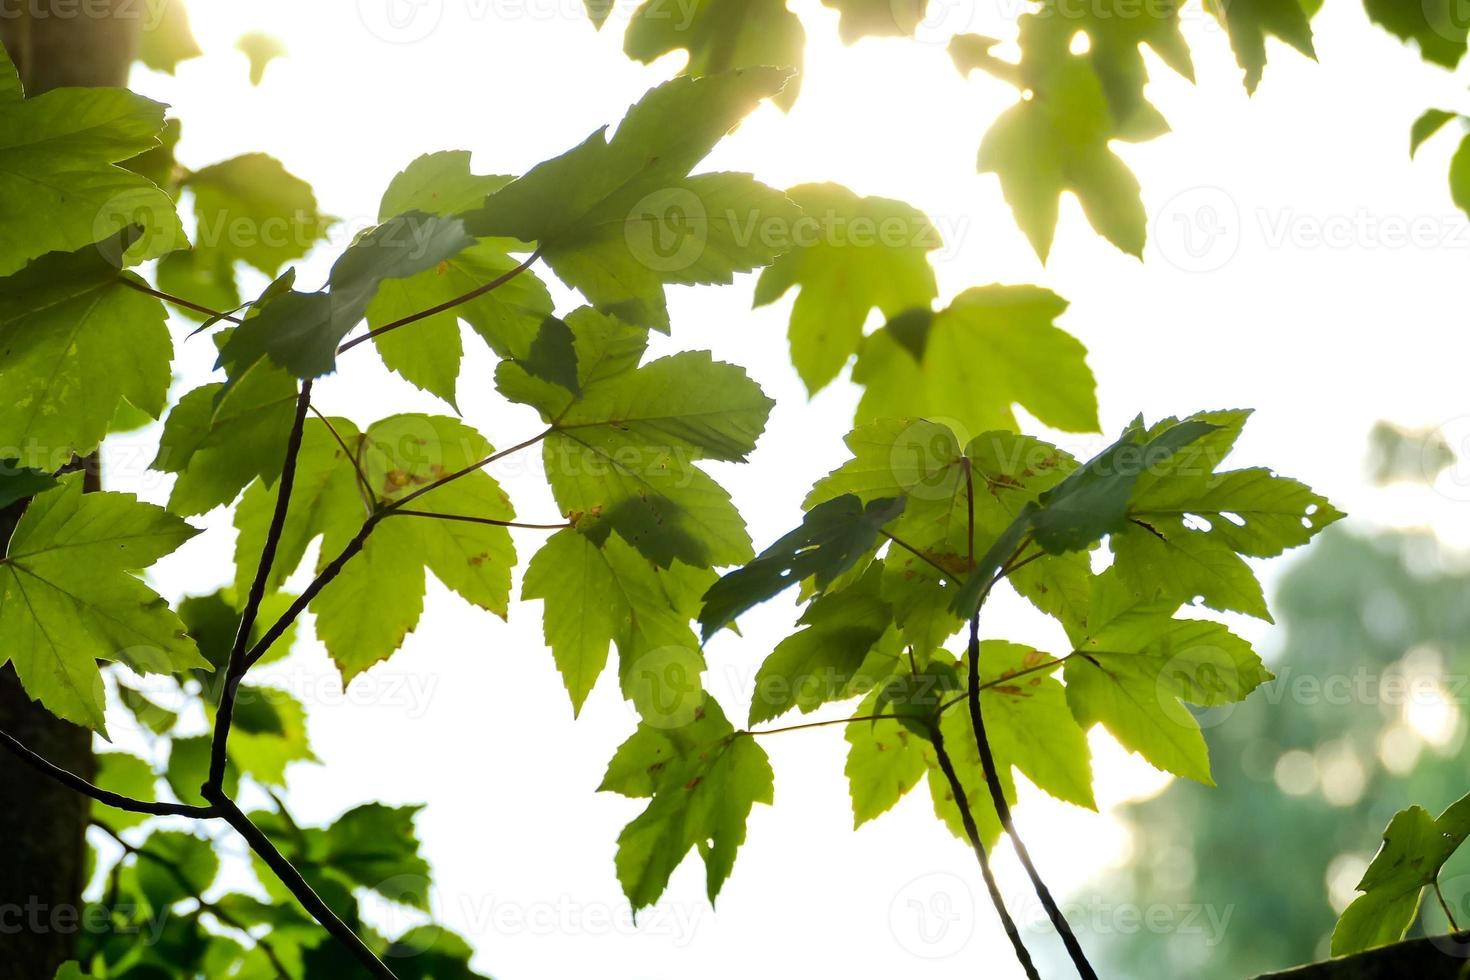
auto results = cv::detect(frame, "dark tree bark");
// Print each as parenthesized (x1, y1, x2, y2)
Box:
(0, 5, 138, 977)
(1255, 933, 1470, 980)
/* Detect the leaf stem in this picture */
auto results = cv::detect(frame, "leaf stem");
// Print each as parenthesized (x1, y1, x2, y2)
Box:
(741, 712, 905, 738)
(1436, 879, 1462, 932)
(335, 248, 544, 355)
(387, 508, 571, 531)
(207, 381, 314, 794)
(120, 277, 243, 323)
(881, 529, 960, 581)
(0, 729, 217, 817)
(927, 718, 1041, 980)
(388, 428, 552, 511)
(204, 793, 400, 980)
(309, 404, 377, 515)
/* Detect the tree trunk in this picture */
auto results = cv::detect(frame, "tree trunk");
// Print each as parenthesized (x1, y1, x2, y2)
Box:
(0, 5, 138, 977)
(1255, 932, 1470, 980)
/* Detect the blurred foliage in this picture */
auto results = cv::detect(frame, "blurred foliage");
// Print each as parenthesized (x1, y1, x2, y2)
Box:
(1096, 526, 1470, 977)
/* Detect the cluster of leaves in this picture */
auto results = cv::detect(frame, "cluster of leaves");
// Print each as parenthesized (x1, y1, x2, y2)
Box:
(648, 407, 1338, 902)
(1332, 792, 1470, 956)
(584, 0, 1470, 258)
(0, 4, 1353, 976)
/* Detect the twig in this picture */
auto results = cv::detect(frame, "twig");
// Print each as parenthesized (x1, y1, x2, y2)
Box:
(927, 719, 1041, 980)
(389, 429, 552, 511)
(242, 514, 382, 670)
(336, 248, 543, 354)
(387, 509, 571, 531)
(741, 712, 905, 738)
(120, 277, 243, 323)
(1436, 879, 1462, 932)
(207, 382, 314, 794)
(205, 794, 400, 980)
(963, 461, 1098, 980)
(881, 529, 962, 582)
(309, 404, 377, 515)
(0, 729, 216, 818)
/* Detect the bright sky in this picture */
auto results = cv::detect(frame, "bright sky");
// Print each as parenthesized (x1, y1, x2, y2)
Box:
(102, 1, 1470, 977)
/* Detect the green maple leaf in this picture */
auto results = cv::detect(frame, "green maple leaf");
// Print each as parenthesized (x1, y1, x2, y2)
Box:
(153, 361, 300, 515)
(1062, 570, 1270, 783)
(0, 232, 173, 469)
(499, 307, 774, 570)
(1113, 409, 1344, 620)
(524, 528, 714, 723)
(461, 70, 800, 330)
(753, 183, 940, 393)
(0, 46, 185, 275)
(600, 698, 773, 909)
(0, 464, 58, 510)
(1333, 793, 1470, 955)
(234, 414, 518, 682)
(1410, 109, 1461, 157)
(1208, 0, 1316, 92)
(366, 151, 554, 406)
(699, 494, 906, 640)
(625, 0, 807, 110)
(1364, 0, 1467, 69)
(844, 690, 929, 827)
(747, 565, 899, 724)
(137, 0, 203, 74)
(185, 153, 332, 276)
(219, 212, 475, 379)
(135, 831, 219, 908)
(0, 476, 206, 732)
(853, 285, 1099, 438)
(977, 52, 1149, 260)
(821, 0, 931, 42)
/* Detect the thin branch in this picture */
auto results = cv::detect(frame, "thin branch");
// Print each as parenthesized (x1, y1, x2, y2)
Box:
(310, 404, 376, 515)
(205, 794, 400, 980)
(240, 428, 550, 672)
(336, 248, 543, 354)
(1436, 879, 1462, 932)
(388, 428, 553, 512)
(0, 728, 216, 818)
(741, 712, 906, 738)
(387, 509, 571, 531)
(937, 653, 1077, 715)
(120, 277, 243, 323)
(963, 460, 1098, 980)
(881, 529, 961, 582)
(927, 719, 1041, 980)
(208, 381, 314, 794)
(242, 513, 382, 671)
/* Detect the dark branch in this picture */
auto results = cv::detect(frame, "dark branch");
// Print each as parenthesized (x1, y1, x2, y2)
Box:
(207, 381, 314, 794)
(0, 729, 216, 818)
(204, 794, 400, 980)
(963, 460, 1098, 980)
(927, 719, 1040, 980)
